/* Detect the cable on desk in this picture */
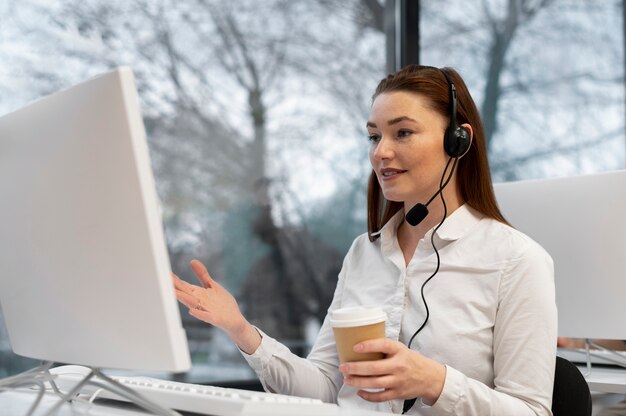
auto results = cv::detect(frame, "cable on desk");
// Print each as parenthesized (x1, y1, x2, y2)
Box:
(88, 387, 104, 403)
(0, 361, 53, 416)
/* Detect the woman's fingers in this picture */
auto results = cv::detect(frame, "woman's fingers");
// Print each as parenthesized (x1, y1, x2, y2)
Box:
(344, 374, 395, 389)
(340, 359, 389, 377)
(356, 338, 402, 355)
(357, 388, 399, 403)
(190, 259, 215, 289)
(175, 289, 204, 310)
(172, 272, 195, 295)
(339, 339, 404, 377)
(171, 265, 215, 313)
(171, 262, 243, 332)
(188, 307, 214, 323)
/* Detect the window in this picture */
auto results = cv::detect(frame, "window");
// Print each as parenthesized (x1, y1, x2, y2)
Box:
(0, 0, 385, 381)
(420, 0, 625, 181)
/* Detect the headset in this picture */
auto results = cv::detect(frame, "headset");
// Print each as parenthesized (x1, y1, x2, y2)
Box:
(404, 68, 471, 226)
(441, 69, 471, 159)
(402, 68, 471, 414)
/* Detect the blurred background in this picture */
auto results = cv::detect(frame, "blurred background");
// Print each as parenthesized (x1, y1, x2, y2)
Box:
(0, 0, 624, 390)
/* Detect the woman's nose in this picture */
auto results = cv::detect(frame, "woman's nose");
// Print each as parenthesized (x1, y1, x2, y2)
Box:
(372, 137, 394, 160)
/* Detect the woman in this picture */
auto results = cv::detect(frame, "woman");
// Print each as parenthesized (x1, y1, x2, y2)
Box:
(173, 65, 557, 415)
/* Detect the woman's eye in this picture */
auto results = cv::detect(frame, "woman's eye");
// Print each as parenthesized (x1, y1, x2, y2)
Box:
(397, 129, 412, 138)
(368, 134, 381, 143)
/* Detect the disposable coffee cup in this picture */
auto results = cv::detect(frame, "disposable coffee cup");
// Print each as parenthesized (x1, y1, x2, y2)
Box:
(330, 306, 387, 363)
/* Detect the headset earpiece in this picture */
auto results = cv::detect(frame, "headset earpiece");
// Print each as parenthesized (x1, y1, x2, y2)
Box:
(441, 69, 471, 158)
(444, 124, 471, 158)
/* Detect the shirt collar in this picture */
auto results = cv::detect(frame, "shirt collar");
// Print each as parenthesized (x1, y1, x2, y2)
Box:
(379, 203, 484, 246)
(434, 204, 484, 241)
(378, 209, 404, 248)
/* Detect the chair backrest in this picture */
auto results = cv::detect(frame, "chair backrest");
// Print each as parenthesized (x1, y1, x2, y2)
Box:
(552, 356, 592, 416)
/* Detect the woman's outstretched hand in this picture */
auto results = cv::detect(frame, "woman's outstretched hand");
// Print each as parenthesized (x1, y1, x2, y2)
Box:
(172, 259, 261, 354)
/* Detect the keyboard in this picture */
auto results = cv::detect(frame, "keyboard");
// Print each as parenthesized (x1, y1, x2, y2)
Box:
(51, 369, 340, 416)
(558, 348, 626, 367)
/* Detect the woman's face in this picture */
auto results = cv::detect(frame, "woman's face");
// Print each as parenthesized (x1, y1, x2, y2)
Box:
(367, 91, 450, 207)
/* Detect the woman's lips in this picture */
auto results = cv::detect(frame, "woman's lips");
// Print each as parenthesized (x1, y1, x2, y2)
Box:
(380, 168, 407, 180)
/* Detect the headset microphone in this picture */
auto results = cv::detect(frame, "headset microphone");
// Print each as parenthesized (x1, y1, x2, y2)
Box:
(405, 203, 429, 226)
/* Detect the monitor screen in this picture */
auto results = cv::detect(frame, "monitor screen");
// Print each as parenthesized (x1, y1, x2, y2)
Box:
(0, 68, 191, 372)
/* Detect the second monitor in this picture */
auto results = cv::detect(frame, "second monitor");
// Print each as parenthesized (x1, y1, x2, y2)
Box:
(494, 170, 626, 340)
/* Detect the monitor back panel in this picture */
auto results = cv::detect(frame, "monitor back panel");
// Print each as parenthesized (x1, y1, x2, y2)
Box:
(494, 171, 626, 339)
(0, 68, 190, 371)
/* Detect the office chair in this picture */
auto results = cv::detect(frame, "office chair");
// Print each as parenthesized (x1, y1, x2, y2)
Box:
(551, 356, 592, 416)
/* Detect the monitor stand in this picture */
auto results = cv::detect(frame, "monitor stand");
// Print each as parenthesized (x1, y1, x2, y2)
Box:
(583, 339, 626, 376)
(0, 361, 181, 416)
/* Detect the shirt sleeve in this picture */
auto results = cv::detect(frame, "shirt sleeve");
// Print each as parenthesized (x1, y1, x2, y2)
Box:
(239, 327, 341, 403)
(239, 241, 352, 404)
(428, 240, 557, 416)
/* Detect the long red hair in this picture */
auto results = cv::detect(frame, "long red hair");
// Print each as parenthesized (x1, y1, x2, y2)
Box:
(367, 65, 508, 241)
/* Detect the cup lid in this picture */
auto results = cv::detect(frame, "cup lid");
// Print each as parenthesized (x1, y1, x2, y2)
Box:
(329, 306, 387, 328)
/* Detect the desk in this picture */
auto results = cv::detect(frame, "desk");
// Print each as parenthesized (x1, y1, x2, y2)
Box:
(579, 366, 626, 395)
(0, 389, 395, 416)
(7, 368, 624, 415)
(1, 390, 139, 415)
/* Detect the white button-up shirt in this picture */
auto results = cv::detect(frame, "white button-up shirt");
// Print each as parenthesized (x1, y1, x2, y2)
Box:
(242, 204, 557, 415)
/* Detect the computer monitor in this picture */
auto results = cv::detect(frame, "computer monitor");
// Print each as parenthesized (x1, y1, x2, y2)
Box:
(494, 171, 626, 339)
(0, 68, 191, 372)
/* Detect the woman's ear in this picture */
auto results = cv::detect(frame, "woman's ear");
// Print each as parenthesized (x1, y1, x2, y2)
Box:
(461, 123, 473, 146)
(459, 123, 473, 158)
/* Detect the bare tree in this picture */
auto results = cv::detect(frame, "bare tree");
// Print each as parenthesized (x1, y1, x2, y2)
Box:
(422, 0, 624, 180)
(480, 0, 554, 149)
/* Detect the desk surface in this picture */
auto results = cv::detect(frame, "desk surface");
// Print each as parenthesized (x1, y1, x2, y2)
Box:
(580, 365, 626, 394)
(0, 389, 395, 416)
(5, 368, 626, 414)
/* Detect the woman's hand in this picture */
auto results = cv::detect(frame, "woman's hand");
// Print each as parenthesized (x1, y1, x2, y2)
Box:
(172, 259, 261, 354)
(339, 338, 446, 405)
